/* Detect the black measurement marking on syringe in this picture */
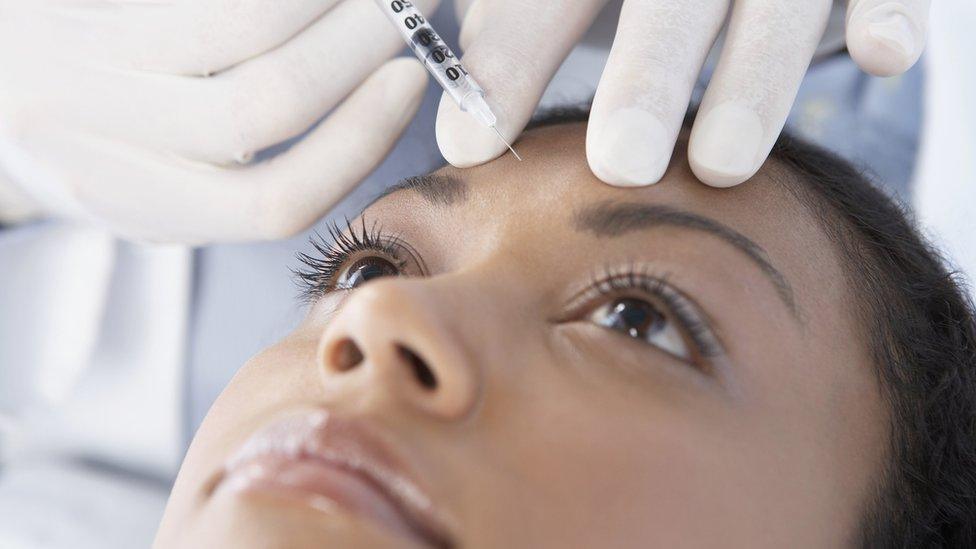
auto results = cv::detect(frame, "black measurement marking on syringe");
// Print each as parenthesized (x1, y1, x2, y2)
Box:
(393, 1, 469, 83)
(413, 28, 440, 47)
(445, 64, 469, 81)
(428, 46, 453, 64)
(419, 44, 468, 81)
(390, 1, 426, 30)
(389, 0, 413, 13)
(408, 30, 468, 82)
(410, 29, 441, 50)
(403, 14, 425, 29)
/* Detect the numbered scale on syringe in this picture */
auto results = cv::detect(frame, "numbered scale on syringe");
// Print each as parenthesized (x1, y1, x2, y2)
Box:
(385, 1, 485, 105)
(374, 0, 521, 159)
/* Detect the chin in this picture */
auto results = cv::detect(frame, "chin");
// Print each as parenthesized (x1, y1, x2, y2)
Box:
(156, 491, 420, 549)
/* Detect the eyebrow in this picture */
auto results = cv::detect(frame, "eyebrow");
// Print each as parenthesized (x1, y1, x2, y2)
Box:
(371, 174, 468, 208)
(574, 201, 798, 316)
(370, 177, 798, 316)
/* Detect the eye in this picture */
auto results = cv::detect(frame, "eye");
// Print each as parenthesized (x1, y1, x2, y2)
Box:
(589, 297, 691, 360)
(294, 219, 428, 302)
(563, 269, 724, 368)
(337, 256, 401, 290)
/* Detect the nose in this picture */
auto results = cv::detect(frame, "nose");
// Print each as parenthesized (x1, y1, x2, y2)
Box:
(318, 279, 480, 420)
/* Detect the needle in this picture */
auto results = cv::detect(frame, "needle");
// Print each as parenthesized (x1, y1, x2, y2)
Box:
(491, 126, 523, 162)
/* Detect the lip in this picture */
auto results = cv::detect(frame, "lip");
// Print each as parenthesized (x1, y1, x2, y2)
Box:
(211, 409, 452, 548)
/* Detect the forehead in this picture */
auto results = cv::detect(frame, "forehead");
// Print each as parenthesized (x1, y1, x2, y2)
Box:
(437, 122, 808, 243)
(454, 123, 837, 289)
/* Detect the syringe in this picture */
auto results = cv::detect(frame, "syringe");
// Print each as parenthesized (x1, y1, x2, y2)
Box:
(373, 0, 522, 161)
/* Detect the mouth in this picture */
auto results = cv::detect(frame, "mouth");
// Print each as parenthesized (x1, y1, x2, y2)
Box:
(211, 409, 453, 549)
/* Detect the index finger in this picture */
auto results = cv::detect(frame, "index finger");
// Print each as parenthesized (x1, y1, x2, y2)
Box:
(435, 0, 606, 168)
(32, 59, 429, 243)
(688, 0, 833, 187)
(57, 0, 345, 75)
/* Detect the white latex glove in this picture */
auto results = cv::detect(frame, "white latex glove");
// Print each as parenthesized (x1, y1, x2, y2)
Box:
(0, 0, 438, 242)
(0, 167, 39, 223)
(439, 0, 929, 187)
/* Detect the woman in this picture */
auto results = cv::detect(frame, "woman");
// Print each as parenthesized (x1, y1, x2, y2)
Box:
(154, 113, 976, 548)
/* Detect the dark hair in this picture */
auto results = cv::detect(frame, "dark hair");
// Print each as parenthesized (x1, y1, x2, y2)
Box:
(772, 135, 976, 548)
(530, 106, 976, 547)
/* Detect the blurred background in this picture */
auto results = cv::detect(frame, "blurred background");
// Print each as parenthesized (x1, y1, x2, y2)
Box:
(1, 1, 973, 547)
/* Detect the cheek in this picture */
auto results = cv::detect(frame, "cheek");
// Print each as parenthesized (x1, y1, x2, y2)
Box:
(507, 391, 765, 545)
(467, 322, 860, 547)
(511, 391, 860, 547)
(744, 343, 888, 538)
(161, 334, 320, 528)
(205, 333, 321, 443)
(467, 346, 762, 545)
(704, 318, 887, 544)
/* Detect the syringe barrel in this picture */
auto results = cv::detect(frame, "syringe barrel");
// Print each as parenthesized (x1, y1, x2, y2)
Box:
(373, 0, 491, 123)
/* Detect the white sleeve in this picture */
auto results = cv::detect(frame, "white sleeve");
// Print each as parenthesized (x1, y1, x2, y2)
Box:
(1, 225, 191, 479)
(0, 460, 168, 549)
(913, 0, 976, 294)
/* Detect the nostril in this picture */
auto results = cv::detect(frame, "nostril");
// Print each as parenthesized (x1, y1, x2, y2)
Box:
(397, 345, 437, 390)
(332, 338, 365, 372)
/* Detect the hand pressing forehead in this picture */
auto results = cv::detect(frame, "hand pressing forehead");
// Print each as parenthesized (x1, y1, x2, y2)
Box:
(438, 0, 929, 188)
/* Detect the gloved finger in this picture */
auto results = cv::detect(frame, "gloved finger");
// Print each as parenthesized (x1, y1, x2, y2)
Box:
(457, 0, 485, 52)
(435, 0, 607, 168)
(37, 0, 438, 166)
(240, 57, 429, 240)
(688, 0, 833, 187)
(50, 0, 345, 76)
(33, 58, 429, 243)
(207, 0, 440, 163)
(587, 0, 729, 187)
(846, 0, 929, 76)
(454, 0, 478, 25)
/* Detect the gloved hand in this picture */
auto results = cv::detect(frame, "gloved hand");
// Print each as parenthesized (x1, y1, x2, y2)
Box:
(0, 0, 438, 243)
(438, 0, 929, 187)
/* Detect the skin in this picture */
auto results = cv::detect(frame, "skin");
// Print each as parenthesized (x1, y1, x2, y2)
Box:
(155, 122, 888, 548)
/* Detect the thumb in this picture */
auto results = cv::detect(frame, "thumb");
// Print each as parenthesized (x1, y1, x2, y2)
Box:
(847, 0, 929, 76)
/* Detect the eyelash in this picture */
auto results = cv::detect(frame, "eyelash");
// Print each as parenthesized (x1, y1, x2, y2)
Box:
(293, 218, 406, 303)
(293, 229, 722, 361)
(569, 265, 723, 360)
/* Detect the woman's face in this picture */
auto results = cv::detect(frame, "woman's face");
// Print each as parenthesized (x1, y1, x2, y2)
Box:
(156, 122, 888, 548)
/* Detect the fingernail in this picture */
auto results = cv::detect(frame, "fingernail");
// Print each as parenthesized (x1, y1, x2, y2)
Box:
(588, 108, 670, 187)
(436, 94, 507, 168)
(866, 9, 916, 58)
(689, 101, 763, 187)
